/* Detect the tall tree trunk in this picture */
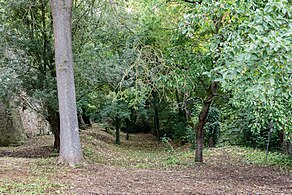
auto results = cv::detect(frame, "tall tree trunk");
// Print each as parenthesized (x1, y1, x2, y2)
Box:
(195, 81, 218, 162)
(50, 0, 83, 166)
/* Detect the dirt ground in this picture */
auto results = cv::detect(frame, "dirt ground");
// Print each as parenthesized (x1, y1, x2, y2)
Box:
(0, 129, 292, 194)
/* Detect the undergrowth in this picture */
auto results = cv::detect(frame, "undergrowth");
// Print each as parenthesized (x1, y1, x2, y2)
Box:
(83, 130, 292, 169)
(82, 128, 292, 171)
(230, 146, 292, 168)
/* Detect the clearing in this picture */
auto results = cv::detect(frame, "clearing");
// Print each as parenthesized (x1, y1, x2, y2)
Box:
(0, 126, 292, 194)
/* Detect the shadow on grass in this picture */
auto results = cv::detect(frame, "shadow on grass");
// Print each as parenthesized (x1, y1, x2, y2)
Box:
(0, 135, 58, 159)
(0, 145, 58, 158)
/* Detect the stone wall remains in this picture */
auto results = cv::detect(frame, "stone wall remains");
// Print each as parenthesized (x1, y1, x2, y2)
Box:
(20, 106, 51, 137)
(0, 102, 27, 146)
(0, 100, 51, 146)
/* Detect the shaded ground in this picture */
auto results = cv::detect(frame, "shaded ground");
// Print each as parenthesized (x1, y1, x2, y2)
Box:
(0, 127, 292, 194)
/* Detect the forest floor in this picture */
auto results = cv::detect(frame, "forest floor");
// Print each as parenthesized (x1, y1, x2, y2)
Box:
(0, 126, 292, 194)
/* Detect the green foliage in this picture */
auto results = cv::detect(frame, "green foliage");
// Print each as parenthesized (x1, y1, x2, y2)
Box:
(213, 0, 292, 138)
(222, 106, 285, 150)
(172, 118, 188, 142)
(205, 107, 221, 146)
(0, 0, 58, 119)
(186, 126, 196, 151)
(161, 136, 175, 153)
(178, 0, 291, 150)
(100, 96, 131, 128)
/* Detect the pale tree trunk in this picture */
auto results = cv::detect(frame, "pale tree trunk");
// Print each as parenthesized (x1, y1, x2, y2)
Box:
(50, 0, 83, 166)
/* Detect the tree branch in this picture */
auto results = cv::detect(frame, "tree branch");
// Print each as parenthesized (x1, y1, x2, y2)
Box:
(181, 0, 202, 4)
(197, 76, 208, 91)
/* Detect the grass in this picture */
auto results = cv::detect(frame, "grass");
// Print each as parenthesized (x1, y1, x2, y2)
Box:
(0, 177, 66, 194)
(81, 127, 292, 171)
(1, 126, 291, 194)
(82, 128, 185, 168)
(228, 146, 292, 167)
(83, 126, 292, 170)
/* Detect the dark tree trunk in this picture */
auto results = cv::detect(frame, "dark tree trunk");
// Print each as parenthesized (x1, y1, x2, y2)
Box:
(54, 126, 60, 151)
(116, 128, 121, 145)
(126, 128, 129, 140)
(195, 81, 218, 162)
(280, 132, 291, 155)
(78, 113, 86, 130)
(47, 106, 60, 151)
(115, 117, 121, 145)
(152, 91, 160, 138)
(195, 102, 211, 162)
(82, 114, 92, 127)
(208, 137, 214, 147)
(125, 118, 130, 140)
(175, 89, 184, 119)
(41, 0, 48, 76)
(183, 92, 193, 121)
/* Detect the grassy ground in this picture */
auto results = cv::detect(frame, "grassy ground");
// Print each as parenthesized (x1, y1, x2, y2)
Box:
(0, 125, 291, 194)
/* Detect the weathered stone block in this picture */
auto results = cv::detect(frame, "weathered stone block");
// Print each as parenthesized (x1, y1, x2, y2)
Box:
(0, 102, 27, 146)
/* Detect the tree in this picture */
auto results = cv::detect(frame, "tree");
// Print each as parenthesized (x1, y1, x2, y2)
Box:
(0, 0, 62, 150)
(101, 96, 130, 145)
(212, 0, 292, 147)
(50, 0, 83, 166)
(179, 0, 291, 156)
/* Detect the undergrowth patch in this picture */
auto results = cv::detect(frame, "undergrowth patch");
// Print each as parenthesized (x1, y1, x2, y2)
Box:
(81, 127, 292, 171)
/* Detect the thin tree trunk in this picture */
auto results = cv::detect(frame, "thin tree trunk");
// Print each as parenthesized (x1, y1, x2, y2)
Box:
(175, 89, 184, 118)
(50, 0, 83, 166)
(116, 128, 121, 145)
(195, 81, 218, 162)
(47, 108, 60, 151)
(265, 120, 273, 162)
(152, 91, 160, 138)
(195, 101, 211, 162)
(78, 114, 86, 129)
(126, 128, 129, 140)
(41, 0, 48, 76)
(115, 117, 121, 144)
(125, 118, 130, 140)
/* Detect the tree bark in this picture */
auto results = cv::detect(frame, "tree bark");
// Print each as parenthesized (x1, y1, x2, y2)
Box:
(195, 81, 218, 162)
(78, 113, 87, 130)
(125, 118, 130, 140)
(47, 107, 60, 151)
(152, 91, 160, 138)
(175, 89, 184, 119)
(115, 117, 121, 145)
(50, 0, 83, 166)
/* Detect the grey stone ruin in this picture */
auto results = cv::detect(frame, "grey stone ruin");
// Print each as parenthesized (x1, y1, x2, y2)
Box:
(0, 99, 52, 146)
(0, 102, 27, 146)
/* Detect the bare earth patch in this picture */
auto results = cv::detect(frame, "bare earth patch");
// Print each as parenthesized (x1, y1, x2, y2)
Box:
(0, 128, 291, 194)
